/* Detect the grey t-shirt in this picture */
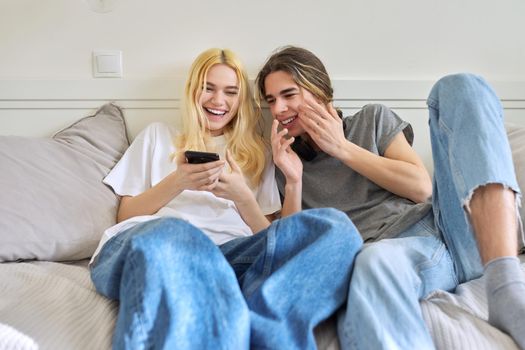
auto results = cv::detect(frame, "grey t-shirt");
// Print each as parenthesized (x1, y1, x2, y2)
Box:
(275, 104, 432, 242)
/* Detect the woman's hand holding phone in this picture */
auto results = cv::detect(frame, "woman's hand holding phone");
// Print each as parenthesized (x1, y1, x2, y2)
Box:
(211, 150, 270, 234)
(171, 151, 225, 192)
(211, 150, 253, 204)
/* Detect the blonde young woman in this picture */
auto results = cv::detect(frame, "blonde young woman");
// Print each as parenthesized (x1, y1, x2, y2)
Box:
(89, 48, 362, 350)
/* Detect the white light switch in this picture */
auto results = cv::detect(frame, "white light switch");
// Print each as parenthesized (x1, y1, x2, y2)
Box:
(93, 50, 122, 78)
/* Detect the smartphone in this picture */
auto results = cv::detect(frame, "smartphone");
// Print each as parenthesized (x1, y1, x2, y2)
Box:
(184, 150, 220, 164)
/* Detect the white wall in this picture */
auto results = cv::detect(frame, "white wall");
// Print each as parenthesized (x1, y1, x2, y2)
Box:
(1, 0, 525, 173)
(1, 0, 524, 80)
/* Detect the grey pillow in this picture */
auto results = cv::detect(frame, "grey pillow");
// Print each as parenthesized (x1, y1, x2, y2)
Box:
(0, 103, 129, 262)
(506, 123, 525, 254)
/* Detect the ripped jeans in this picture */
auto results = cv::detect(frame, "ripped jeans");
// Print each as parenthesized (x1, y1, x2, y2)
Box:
(338, 73, 521, 350)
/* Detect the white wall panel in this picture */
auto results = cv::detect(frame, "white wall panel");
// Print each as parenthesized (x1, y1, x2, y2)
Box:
(1, 79, 524, 173)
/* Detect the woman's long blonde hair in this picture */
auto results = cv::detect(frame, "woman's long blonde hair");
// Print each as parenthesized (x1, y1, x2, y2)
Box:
(176, 48, 267, 187)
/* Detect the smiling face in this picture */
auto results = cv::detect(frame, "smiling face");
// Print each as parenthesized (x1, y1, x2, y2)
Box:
(256, 47, 335, 140)
(198, 63, 240, 136)
(263, 70, 307, 137)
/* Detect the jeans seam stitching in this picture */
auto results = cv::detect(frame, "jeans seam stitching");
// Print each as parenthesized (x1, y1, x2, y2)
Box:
(127, 251, 150, 348)
(415, 239, 445, 273)
(243, 221, 277, 297)
(262, 220, 277, 277)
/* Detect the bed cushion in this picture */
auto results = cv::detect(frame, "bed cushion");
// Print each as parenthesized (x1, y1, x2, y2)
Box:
(506, 123, 525, 253)
(0, 104, 129, 262)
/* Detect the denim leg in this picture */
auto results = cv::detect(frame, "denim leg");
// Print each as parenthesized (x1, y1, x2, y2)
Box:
(220, 208, 363, 350)
(90, 217, 249, 350)
(338, 212, 457, 350)
(427, 73, 520, 283)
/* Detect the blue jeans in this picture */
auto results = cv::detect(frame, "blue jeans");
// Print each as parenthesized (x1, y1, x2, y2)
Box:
(90, 208, 363, 350)
(338, 73, 520, 350)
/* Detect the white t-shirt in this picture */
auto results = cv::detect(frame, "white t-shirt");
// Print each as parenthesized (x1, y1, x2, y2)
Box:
(90, 122, 281, 264)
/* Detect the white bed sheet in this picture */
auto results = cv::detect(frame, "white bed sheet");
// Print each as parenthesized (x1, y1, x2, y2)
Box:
(0, 257, 523, 350)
